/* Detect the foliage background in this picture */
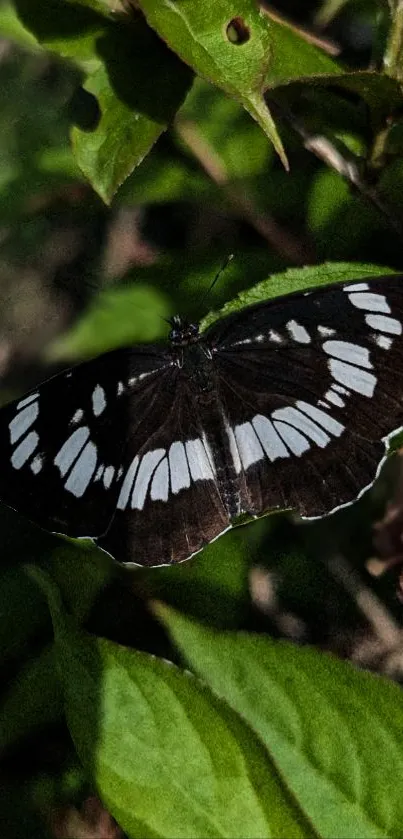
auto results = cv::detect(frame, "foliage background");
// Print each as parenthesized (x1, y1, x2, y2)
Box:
(0, 0, 403, 837)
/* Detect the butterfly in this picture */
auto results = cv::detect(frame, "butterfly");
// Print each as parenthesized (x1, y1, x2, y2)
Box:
(0, 274, 402, 567)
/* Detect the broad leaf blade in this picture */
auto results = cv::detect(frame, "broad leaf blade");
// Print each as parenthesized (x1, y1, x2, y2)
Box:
(35, 570, 315, 839)
(159, 605, 403, 839)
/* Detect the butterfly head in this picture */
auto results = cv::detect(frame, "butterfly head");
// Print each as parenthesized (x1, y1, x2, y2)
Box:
(168, 316, 200, 347)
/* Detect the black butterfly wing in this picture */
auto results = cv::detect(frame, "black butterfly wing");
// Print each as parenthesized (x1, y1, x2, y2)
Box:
(98, 365, 229, 566)
(0, 343, 229, 565)
(0, 346, 172, 537)
(207, 276, 403, 518)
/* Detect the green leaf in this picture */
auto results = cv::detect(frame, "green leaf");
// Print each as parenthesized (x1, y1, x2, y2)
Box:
(0, 505, 114, 662)
(45, 283, 171, 361)
(159, 605, 403, 839)
(178, 77, 273, 178)
(0, 562, 48, 666)
(71, 16, 193, 203)
(138, 528, 250, 628)
(201, 261, 398, 330)
(138, 0, 288, 165)
(0, 2, 38, 47)
(14, 0, 193, 201)
(262, 12, 341, 86)
(0, 646, 62, 752)
(35, 570, 314, 839)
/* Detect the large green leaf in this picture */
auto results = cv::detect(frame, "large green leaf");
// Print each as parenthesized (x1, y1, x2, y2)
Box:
(159, 605, 403, 839)
(35, 570, 315, 839)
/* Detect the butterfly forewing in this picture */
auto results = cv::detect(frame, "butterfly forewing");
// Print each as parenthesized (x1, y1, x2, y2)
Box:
(1, 274, 403, 566)
(208, 277, 403, 518)
(0, 346, 171, 536)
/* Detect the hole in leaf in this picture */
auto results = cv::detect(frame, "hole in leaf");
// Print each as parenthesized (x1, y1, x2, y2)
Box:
(68, 87, 101, 132)
(226, 17, 250, 45)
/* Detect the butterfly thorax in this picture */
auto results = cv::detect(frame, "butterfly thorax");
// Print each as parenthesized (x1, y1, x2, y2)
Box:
(169, 316, 215, 396)
(168, 315, 200, 348)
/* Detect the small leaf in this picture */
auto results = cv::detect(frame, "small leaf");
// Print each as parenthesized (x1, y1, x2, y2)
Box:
(35, 570, 314, 839)
(201, 261, 397, 329)
(159, 605, 403, 839)
(138, 0, 288, 165)
(45, 284, 171, 361)
(71, 16, 193, 203)
(14, 0, 193, 201)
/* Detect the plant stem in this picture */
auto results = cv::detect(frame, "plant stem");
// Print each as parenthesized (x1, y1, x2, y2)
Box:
(384, 0, 403, 82)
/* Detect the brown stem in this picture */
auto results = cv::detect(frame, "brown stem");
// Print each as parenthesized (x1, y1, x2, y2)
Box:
(272, 98, 403, 241)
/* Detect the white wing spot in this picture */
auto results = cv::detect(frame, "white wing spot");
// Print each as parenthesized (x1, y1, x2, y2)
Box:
(54, 427, 90, 477)
(365, 314, 402, 335)
(11, 431, 39, 470)
(333, 383, 350, 396)
(323, 340, 372, 369)
(103, 465, 115, 489)
(9, 401, 39, 445)
(224, 420, 242, 474)
(325, 389, 345, 408)
(64, 441, 98, 497)
(16, 392, 39, 411)
(169, 441, 191, 494)
(131, 449, 165, 510)
(234, 422, 264, 469)
(30, 453, 44, 474)
(348, 292, 390, 313)
(252, 415, 289, 460)
(150, 457, 169, 502)
(286, 319, 311, 344)
(117, 381, 125, 396)
(374, 334, 393, 350)
(296, 401, 345, 436)
(117, 456, 139, 510)
(273, 421, 310, 456)
(92, 384, 106, 417)
(344, 282, 369, 292)
(269, 330, 282, 344)
(70, 408, 84, 426)
(317, 325, 335, 338)
(95, 464, 104, 482)
(272, 407, 330, 448)
(233, 337, 253, 347)
(185, 438, 215, 482)
(329, 359, 377, 398)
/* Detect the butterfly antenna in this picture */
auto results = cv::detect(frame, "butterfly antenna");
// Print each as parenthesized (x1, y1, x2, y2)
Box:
(199, 254, 234, 313)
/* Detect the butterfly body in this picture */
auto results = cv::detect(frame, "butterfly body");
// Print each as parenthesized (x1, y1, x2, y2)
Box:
(1, 275, 403, 566)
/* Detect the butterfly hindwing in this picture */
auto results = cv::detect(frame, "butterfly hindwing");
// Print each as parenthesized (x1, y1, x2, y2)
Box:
(98, 369, 230, 566)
